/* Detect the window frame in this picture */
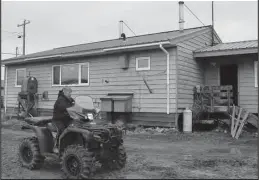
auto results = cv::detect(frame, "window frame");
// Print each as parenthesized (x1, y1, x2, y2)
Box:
(15, 68, 26, 87)
(52, 62, 90, 87)
(136, 57, 151, 71)
(255, 61, 258, 88)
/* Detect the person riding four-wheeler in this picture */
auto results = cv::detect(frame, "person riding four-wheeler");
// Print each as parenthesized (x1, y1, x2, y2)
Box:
(18, 89, 127, 179)
(52, 87, 75, 152)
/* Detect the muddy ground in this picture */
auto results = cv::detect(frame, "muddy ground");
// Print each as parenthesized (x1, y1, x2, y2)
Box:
(1, 120, 258, 179)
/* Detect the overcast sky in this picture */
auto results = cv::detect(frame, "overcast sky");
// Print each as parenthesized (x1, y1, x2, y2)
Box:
(1, 1, 258, 79)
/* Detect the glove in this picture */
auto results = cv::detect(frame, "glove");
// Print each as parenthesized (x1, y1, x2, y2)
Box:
(71, 98, 75, 105)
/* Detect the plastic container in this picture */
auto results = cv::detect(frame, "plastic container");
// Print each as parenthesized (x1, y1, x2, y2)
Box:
(183, 107, 192, 133)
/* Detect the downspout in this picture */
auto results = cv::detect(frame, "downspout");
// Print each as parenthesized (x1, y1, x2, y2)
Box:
(159, 44, 170, 115)
(4, 66, 8, 114)
(175, 47, 179, 130)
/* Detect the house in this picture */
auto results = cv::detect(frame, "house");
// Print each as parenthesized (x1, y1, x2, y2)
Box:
(2, 25, 257, 128)
(2, 25, 222, 127)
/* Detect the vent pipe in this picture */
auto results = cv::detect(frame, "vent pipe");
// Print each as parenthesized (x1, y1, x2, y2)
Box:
(212, 1, 215, 46)
(119, 20, 123, 38)
(179, 1, 185, 31)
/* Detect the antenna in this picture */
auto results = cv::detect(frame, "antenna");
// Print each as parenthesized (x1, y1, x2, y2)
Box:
(118, 20, 136, 39)
(212, 1, 214, 46)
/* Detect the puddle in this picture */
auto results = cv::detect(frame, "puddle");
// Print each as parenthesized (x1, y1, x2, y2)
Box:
(190, 169, 218, 177)
(183, 155, 193, 161)
(230, 147, 242, 156)
(126, 174, 146, 179)
(192, 158, 249, 168)
(207, 147, 243, 156)
(229, 139, 257, 146)
(208, 148, 230, 154)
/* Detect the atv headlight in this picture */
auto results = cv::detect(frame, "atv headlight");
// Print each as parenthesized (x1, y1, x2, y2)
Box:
(87, 113, 93, 120)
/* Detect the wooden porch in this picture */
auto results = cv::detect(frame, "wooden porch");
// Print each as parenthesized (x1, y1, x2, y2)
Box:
(192, 85, 258, 139)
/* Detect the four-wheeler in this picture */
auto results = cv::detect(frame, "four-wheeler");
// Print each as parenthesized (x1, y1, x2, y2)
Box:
(18, 95, 127, 179)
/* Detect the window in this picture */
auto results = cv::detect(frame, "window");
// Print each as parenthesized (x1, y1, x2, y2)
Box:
(15, 68, 26, 87)
(255, 61, 258, 87)
(136, 57, 150, 71)
(52, 63, 89, 86)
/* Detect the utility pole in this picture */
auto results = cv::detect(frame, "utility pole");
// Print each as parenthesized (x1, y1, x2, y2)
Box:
(17, 19, 30, 55)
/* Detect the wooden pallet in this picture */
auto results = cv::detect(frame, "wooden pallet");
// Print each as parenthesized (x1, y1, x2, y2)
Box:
(230, 106, 249, 139)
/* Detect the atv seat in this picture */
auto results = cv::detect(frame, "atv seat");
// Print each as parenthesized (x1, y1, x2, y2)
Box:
(24, 116, 53, 126)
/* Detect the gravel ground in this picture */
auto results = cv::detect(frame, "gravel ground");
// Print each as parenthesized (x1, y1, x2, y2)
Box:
(1, 120, 258, 179)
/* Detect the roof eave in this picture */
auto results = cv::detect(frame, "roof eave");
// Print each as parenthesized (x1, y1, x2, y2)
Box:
(194, 47, 258, 58)
(2, 41, 176, 66)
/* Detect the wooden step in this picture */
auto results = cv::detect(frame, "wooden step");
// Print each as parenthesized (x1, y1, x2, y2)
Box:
(209, 106, 229, 112)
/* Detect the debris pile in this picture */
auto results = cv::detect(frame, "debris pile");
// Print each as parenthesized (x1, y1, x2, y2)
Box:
(126, 124, 177, 135)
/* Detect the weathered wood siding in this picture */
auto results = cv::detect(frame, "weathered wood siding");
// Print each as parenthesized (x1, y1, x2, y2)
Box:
(176, 29, 221, 110)
(239, 59, 258, 113)
(5, 48, 177, 126)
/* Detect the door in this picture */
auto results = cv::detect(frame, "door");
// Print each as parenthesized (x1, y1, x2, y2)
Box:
(220, 64, 238, 105)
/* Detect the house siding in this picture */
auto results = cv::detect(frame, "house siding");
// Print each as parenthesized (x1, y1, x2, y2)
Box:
(176, 29, 221, 110)
(239, 59, 258, 113)
(6, 48, 178, 126)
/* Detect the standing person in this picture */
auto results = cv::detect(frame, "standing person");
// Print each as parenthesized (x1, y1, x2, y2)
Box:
(52, 87, 75, 150)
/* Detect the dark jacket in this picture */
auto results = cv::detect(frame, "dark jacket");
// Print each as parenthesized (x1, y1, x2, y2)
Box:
(52, 91, 75, 123)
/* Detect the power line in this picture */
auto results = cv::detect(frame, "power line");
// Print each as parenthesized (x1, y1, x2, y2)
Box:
(1, 52, 21, 55)
(1, 29, 20, 34)
(122, 21, 136, 36)
(1, 34, 19, 42)
(184, 4, 206, 26)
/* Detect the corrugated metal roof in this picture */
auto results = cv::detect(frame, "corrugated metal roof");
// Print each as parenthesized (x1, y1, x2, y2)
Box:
(195, 40, 258, 53)
(5, 25, 211, 62)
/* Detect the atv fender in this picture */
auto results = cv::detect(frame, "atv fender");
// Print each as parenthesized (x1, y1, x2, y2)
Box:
(22, 124, 55, 154)
(58, 127, 92, 151)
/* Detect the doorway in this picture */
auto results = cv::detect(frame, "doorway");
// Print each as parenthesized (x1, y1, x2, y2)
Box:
(220, 64, 238, 105)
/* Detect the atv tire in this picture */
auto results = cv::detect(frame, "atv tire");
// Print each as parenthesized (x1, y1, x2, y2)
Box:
(101, 145, 127, 170)
(18, 137, 45, 170)
(61, 145, 95, 179)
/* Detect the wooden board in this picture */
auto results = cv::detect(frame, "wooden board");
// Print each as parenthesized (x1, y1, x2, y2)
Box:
(213, 106, 228, 112)
(246, 113, 258, 128)
(235, 112, 249, 139)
